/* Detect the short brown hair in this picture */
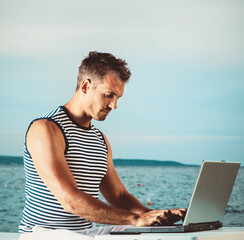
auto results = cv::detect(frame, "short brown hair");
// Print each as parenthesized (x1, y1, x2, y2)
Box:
(76, 51, 131, 90)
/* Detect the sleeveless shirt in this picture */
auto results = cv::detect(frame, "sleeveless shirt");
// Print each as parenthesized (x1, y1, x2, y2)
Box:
(19, 106, 108, 233)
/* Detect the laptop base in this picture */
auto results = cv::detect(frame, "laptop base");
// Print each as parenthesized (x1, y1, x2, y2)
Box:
(110, 221, 222, 234)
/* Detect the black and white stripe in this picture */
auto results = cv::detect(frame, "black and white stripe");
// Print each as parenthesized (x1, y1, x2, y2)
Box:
(19, 106, 108, 233)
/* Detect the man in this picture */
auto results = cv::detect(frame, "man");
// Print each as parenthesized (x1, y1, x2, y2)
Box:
(19, 51, 186, 239)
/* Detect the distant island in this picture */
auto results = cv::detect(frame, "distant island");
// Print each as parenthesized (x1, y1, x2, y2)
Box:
(0, 155, 198, 166)
(113, 159, 198, 166)
(0, 156, 24, 165)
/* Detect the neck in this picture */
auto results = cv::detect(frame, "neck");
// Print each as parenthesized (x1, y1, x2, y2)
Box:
(63, 92, 92, 128)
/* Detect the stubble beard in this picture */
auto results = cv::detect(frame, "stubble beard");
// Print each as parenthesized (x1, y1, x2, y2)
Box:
(92, 110, 109, 121)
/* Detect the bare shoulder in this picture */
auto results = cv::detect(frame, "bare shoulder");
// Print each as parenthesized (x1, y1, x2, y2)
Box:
(101, 132, 108, 144)
(28, 119, 62, 137)
(101, 132, 113, 166)
(30, 118, 59, 131)
(101, 132, 112, 153)
(27, 119, 65, 153)
(102, 132, 113, 148)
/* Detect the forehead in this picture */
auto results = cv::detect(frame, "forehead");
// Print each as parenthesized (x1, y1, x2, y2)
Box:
(98, 73, 125, 96)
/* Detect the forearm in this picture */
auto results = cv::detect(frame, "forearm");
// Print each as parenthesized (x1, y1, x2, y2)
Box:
(112, 192, 151, 214)
(64, 188, 139, 225)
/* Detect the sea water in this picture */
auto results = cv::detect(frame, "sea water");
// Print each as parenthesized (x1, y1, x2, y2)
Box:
(0, 164, 243, 232)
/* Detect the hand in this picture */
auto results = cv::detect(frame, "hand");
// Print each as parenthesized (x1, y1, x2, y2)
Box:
(136, 208, 187, 227)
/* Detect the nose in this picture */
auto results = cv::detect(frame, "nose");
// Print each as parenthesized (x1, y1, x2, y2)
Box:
(108, 97, 117, 110)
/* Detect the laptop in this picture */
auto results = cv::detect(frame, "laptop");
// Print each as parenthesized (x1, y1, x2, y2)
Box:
(111, 161, 240, 234)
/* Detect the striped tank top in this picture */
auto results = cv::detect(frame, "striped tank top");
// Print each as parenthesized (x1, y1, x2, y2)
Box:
(19, 106, 108, 233)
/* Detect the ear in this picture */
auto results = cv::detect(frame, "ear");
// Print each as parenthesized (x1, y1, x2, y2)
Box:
(80, 79, 91, 94)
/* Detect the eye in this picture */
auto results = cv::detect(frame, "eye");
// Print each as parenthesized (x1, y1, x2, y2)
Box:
(104, 93, 114, 98)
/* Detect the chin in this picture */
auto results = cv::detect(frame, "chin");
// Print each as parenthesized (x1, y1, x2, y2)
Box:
(94, 115, 107, 121)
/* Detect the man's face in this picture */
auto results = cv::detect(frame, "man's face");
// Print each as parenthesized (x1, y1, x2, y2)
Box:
(86, 73, 125, 121)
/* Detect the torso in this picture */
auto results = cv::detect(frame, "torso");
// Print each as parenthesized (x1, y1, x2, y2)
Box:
(19, 106, 108, 233)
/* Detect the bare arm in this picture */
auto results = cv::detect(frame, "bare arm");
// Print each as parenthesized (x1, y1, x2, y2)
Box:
(27, 119, 186, 226)
(100, 134, 151, 214)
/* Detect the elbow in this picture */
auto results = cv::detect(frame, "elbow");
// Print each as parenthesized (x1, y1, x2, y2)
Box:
(63, 203, 74, 214)
(59, 189, 80, 215)
(62, 198, 77, 214)
(59, 190, 93, 219)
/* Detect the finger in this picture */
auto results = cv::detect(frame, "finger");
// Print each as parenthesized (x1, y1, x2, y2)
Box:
(151, 221, 161, 226)
(165, 210, 175, 225)
(171, 208, 187, 222)
(178, 208, 187, 220)
(174, 208, 187, 215)
(157, 210, 174, 225)
(180, 209, 187, 221)
(172, 213, 183, 223)
(157, 217, 172, 226)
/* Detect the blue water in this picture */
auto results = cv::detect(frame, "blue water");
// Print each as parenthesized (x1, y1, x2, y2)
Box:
(0, 164, 243, 232)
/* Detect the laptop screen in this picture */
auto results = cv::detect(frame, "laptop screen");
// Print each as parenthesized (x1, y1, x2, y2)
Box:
(183, 161, 240, 226)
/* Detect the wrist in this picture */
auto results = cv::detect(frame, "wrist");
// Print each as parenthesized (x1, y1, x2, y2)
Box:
(131, 213, 140, 226)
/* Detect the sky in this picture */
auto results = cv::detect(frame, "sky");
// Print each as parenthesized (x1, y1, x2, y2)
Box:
(0, 0, 243, 165)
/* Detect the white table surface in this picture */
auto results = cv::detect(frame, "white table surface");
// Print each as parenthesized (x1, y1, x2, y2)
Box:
(95, 227, 244, 240)
(1, 227, 244, 240)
